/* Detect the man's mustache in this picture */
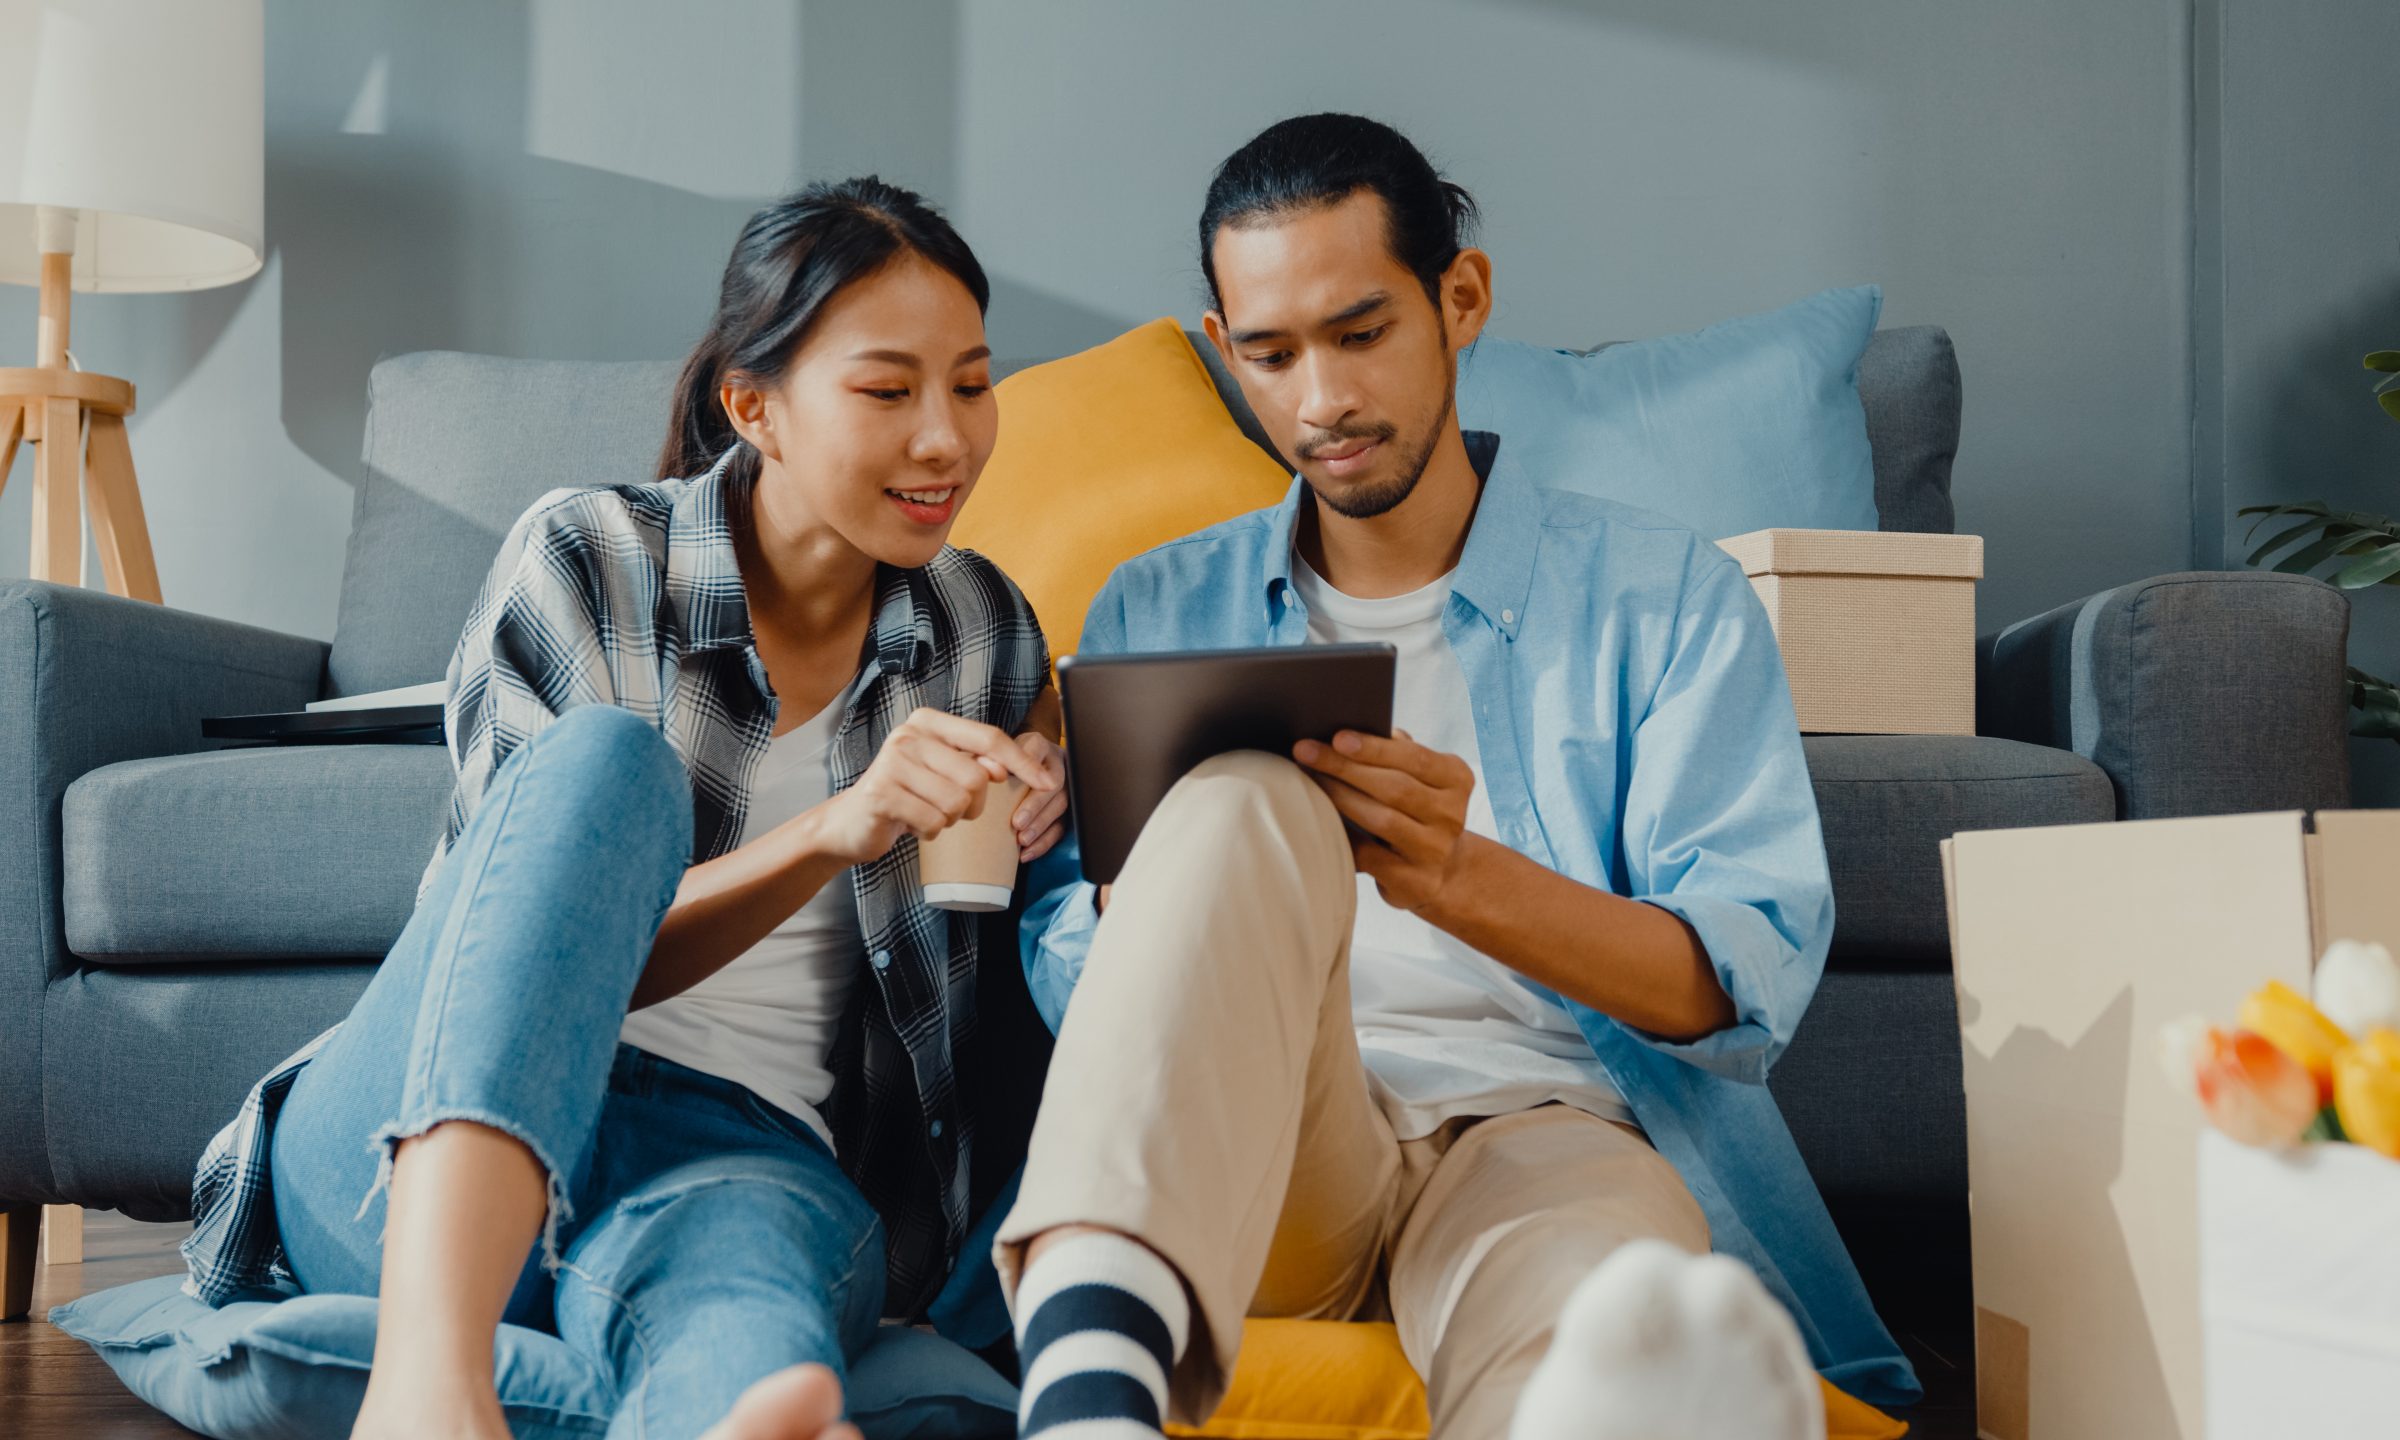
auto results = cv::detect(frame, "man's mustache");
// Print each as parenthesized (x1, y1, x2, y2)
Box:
(1297, 422, 1398, 461)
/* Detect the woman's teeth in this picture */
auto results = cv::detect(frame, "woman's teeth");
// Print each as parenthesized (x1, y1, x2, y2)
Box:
(888, 488, 955, 503)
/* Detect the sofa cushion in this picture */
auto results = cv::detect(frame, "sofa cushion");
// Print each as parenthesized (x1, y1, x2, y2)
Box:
(1853, 326, 1961, 534)
(1456, 287, 1884, 540)
(1770, 968, 1966, 1206)
(50, 1272, 1019, 1440)
(1805, 735, 2114, 966)
(44, 962, 375, 1217)
(64, 745, 453, 962)
(954, 319, 1292, 659)
(333, 353, 682, 698)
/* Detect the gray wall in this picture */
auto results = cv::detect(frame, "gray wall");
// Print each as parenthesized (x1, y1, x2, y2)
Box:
(1, 1, 2391, 789)
(2199, 0, 2400, 800)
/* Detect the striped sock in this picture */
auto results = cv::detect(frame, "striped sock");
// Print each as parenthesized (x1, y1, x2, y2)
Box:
(1013, 1232, 1191, 1438)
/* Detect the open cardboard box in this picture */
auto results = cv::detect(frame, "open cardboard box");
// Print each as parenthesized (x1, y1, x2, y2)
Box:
(1939, 809, 2400, 1439)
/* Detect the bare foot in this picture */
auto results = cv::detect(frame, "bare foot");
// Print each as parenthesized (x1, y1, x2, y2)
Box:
(350, 1378, 513, 1440)
(700, 1362, 861, 1440)
(1508, 1239, 1825, 1440)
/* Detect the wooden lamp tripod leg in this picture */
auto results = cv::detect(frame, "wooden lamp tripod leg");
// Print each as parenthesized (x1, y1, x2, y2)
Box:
(84, 414, 161, 604)
(29, 397, 80, 585)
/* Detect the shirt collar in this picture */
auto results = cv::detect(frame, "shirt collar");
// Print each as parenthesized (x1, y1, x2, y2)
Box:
(1264, 429, 1539, 641)
(669, 448, 936, 677)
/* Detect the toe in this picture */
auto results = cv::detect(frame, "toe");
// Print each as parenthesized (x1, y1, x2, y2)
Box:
(701, 1362, 846, 1440)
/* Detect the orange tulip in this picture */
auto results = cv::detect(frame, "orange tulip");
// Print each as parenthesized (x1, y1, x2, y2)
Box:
(2238, 980, 2350, 1103)
(2194, 1027, 2319, 1147)
(2331, 1028, 2400, 1160)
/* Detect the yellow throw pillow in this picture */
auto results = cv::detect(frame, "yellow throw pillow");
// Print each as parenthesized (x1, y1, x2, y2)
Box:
(1164, 1318, 1909, 1440)
(948, 318, 1293, 661)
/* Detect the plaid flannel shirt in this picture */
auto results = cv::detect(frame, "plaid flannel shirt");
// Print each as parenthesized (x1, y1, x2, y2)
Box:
(183, 453, 1050, 1318)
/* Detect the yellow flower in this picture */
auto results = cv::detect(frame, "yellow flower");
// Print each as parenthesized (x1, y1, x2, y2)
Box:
(2332, 1028, 2400, 1160)
(2239, 980, 2350, 1103)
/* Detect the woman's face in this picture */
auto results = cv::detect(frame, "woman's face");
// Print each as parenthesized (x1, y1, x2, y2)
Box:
(730, 254, 997, 571)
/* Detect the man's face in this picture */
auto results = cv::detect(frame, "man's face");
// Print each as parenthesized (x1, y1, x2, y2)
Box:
(1206, 191, 1474, 520)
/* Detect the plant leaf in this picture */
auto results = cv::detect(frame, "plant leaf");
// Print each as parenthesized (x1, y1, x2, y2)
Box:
(2349, 668, 2400, 740)
(2366, 350, 2400, 373)
(2245, 517, 2338, 565)
(2275, 524, 2375, 574)
(2382, 389, 2400, 423)
(2335, 542, 2400, 588)
(2237, 500, 2333, 539)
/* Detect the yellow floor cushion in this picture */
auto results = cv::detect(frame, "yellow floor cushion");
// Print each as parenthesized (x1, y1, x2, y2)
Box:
(1163, 1318, 1908, 1440)
(947, 318, 1292, 662)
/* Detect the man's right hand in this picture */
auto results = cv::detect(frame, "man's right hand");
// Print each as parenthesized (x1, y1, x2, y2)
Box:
(812, 708, 1057, 866)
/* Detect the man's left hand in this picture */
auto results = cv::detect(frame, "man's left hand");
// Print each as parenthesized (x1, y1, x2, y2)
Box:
(1292, 729, 1477, 913)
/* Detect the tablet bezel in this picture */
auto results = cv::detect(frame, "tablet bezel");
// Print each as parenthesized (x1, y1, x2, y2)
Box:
(1057, 643, 1396, 884)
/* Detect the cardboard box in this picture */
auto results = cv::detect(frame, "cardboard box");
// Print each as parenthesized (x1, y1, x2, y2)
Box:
(1716, 527, 1984, 735)
(2198, 1131, 2400, 1438)
(1939, 810, 2400, 1439)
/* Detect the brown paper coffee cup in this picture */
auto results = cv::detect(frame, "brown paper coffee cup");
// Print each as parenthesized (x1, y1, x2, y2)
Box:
(920, 776, 1025, 912)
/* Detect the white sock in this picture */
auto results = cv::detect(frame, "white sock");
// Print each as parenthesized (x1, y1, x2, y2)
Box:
(1013, 1232, 1191, 1438)
(1508, 1239, 1827, 1440)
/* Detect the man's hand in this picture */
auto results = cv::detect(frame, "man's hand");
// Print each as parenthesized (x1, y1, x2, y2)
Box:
(1292, 728, 1477, 914)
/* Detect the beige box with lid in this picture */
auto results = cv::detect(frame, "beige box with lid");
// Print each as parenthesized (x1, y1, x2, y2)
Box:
(1715, 528, 1986, 735)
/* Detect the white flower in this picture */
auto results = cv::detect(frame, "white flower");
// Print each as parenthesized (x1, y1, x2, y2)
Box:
(2314, 939, 2400, 1037)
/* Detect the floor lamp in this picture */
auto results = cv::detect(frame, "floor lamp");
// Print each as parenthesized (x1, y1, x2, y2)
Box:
(0, 0, 265, 605)
(0, 0, 260, 1301)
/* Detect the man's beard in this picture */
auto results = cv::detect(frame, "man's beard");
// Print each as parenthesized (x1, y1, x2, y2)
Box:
(1302, 377, 1455, 522)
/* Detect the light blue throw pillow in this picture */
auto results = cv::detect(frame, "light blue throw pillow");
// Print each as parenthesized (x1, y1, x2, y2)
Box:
(1456, 285, 1883, 539)
(50, 1273, 1019, 1440)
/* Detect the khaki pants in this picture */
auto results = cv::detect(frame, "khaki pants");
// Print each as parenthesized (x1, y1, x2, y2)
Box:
(997, 753, 1710, 1437)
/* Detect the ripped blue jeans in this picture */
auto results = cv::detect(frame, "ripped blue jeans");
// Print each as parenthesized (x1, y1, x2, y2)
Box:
(266, 703, 886, 1438)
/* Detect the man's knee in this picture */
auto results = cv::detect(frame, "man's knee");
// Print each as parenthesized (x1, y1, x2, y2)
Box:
(1163, 750, 1348, 867)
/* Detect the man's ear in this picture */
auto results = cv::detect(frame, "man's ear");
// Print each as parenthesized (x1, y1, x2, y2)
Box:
(1202, 310, 1234, 364)
(1442, 248, 1494, 353)
(719, 375, 781, 465)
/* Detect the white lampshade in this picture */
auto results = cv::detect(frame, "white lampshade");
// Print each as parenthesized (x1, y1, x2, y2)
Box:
(0, 0, 264, 293)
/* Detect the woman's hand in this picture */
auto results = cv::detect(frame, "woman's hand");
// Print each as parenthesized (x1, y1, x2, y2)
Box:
(1011, 731, 1070, 861)
(812, 708, 1056, 866)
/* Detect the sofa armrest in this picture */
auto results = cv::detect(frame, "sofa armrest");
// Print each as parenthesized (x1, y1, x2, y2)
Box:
(0, 582, 327, 1196)
(1977, 571, 2350, 820)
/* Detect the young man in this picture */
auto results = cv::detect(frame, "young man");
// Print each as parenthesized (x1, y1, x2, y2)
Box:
(996, 114, 1917, 1440)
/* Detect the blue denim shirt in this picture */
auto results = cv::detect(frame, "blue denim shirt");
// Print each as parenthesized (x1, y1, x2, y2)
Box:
(1018, 432, 1918, 1404)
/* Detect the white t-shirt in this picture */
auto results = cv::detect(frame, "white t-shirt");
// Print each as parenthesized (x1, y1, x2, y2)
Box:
(1290, 554, 1633, 1140)
(618, 696, 862, 1148)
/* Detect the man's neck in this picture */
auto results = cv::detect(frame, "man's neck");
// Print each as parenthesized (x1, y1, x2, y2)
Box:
(1298, 419, 1484, 600)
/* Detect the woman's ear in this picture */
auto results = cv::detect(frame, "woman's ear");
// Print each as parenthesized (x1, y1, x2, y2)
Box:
(719, 376, 780, 464)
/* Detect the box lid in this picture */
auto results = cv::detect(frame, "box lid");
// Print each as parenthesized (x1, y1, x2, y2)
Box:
(1716, 528, 1985, 580)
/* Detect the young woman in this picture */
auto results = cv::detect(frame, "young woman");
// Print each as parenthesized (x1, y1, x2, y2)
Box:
(182, 179, 1066, 1440)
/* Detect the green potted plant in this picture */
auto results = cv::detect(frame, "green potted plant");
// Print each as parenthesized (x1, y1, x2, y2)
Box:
(2238, 349, 2400, 738)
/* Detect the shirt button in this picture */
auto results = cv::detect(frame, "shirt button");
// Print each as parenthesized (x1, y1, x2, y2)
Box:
(1501, 609, 1516, 625)
(930, 1120, 945, 1138)
(870, 950, 891, 972)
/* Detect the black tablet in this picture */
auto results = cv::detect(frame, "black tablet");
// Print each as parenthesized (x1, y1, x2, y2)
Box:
(1057, 643, 1396, 884)
(201, 704, 446, 746)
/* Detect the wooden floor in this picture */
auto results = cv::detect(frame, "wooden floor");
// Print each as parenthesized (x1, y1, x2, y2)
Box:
(3, 1212, 1979, 1439)
(1, 1211, 201, 1439)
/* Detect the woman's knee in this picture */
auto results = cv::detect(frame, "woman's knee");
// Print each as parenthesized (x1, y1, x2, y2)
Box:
(500, 704, 693, 865)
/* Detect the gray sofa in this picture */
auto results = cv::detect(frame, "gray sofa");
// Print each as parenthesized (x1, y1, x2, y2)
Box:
(0, 330, 2352, 1328)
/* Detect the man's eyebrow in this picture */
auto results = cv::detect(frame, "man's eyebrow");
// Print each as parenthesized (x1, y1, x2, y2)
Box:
(1227, 291, 1394, 347)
